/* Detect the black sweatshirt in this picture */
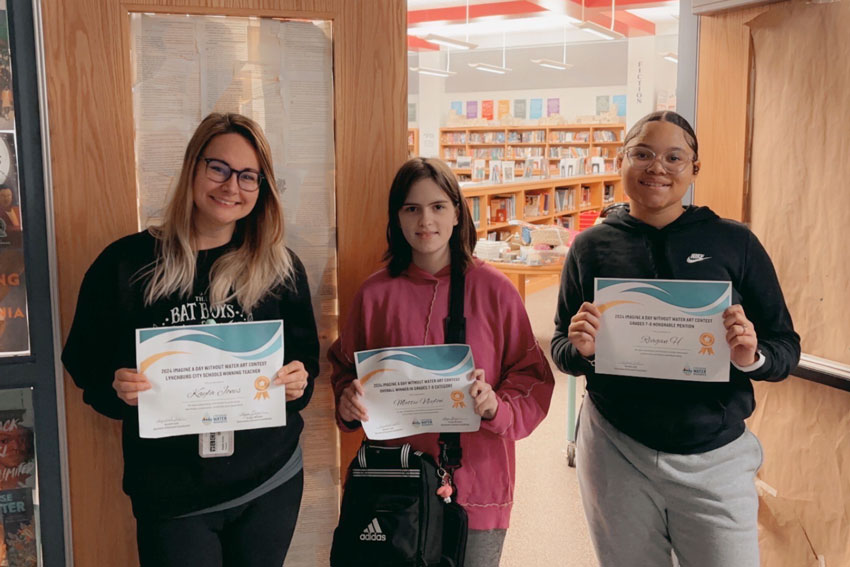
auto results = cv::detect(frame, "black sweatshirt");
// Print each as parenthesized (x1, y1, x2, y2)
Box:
(552, 206, 800, 454)
(62, 231, 320, 518)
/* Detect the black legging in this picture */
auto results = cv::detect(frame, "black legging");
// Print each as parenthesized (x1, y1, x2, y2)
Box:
(136, 470, 304, 567)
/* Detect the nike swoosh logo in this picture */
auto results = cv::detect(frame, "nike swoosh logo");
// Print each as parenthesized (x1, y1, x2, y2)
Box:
(686, 256, 711, 263)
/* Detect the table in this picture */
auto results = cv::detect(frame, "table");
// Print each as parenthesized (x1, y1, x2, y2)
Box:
(486, 261, 564, 303)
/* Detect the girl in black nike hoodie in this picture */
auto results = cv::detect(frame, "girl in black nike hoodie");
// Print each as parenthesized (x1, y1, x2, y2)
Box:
(551, 111, 799, 567)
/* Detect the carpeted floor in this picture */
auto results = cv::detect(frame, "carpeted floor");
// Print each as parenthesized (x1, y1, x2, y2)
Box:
(500, 283, 599, 567)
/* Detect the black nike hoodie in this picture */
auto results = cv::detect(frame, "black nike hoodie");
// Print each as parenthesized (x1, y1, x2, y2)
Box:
(551, 205, 800, 454)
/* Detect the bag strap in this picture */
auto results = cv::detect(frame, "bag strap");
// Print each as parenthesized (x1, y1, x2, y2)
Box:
(439, 261, 465, 473)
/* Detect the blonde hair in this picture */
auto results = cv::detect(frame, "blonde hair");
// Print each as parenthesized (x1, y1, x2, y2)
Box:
(144, 113, 294, 312)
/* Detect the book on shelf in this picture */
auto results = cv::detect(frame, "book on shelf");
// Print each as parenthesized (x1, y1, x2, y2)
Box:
(442, 132, 466, 144)
(489, 161, 503, 184)
(581, 186, 592, 206)
(502, 162, 515, 182)
(456, 156, 472, 170)
(603, 184, 616, 204)
(488, 195, 516, 223)
(559, 157, 585, 177)
(472, 159, 487, 181)
(473, 147, 504, 160)
(556, 216, 575, 230)
(593, 129, 619, 142)
(0, 488, 37, 566)
(470, 131, 505, 143)
(550, 130, 576, 143)
(555, 187, 576, 212)
(486, 229, 513, 242)
(524, 193, 551, 218)
(522, 157, 535, 179)
(510, 129, 545, 143)
(589, 156, 606, 174)
(466, 196, 481, 228)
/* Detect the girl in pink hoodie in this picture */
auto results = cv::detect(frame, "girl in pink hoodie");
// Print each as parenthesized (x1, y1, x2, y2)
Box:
(330, 157, 555, 567)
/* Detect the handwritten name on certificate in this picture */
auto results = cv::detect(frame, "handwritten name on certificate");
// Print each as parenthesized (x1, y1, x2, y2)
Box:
(355, 345, 482, 441)
(135, 321, 285, 439)
(594, 278, 732, 382)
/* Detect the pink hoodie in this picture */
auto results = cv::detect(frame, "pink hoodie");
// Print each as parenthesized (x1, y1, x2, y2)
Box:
(329, 260, 555, 530)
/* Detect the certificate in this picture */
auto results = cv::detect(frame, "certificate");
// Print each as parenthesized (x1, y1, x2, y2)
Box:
(135, 320, 285, 439)
(355, 345, 482, 440)
(594, 278, 732, 382)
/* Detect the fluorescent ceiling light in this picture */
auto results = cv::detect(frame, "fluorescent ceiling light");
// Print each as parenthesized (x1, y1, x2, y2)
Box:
(468, 63, 510, 75)
(662, 52, 678, 63)
(424, 34, 478, 50)
(409, 66, 456, 78)
(408, 14, 580, 39)
(577, 20, 624, 40)
(531, 58, 573, 70)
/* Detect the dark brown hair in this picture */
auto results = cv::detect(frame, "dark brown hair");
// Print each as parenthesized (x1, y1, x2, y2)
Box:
(384, 157, 477, 277)
(623, 111, 699, 159)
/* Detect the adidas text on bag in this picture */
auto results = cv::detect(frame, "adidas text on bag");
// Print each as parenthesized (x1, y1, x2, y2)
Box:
(361, 518, 388, 542)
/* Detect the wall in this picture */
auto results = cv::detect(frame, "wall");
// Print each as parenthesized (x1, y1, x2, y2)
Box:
(696, 2, 850, 564)
(42, 1, 405, 565)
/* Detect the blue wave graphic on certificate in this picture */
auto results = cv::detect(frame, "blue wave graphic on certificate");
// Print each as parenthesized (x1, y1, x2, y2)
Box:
(355, 345, 474, 382)
(596, 279, 731, 316)
(137, 321, 283, 372)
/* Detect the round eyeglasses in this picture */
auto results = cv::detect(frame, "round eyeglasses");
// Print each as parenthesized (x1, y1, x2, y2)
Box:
(622, 147, 696, 174)
(201, 157, 264, 192)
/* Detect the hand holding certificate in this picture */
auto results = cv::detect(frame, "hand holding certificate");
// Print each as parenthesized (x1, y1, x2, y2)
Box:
(594, 278, 732, 382)
(353, 345, 482, 440)
(135, 320, 286, 438)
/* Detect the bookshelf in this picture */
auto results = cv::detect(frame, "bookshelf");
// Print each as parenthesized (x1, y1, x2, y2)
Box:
(408, 128, 419, 158)
(461, 173, 625, 241)
(441, 124, 625, 181)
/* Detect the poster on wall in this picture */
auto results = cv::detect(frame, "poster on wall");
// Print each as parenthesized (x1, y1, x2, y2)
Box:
(408, 102, 416, 123)
(450, 100, 463, 117)
(513, 99, 527, 119)
(0, 389, 39, 566)
(529, 98, 542, 119)
(0, 2, 14, 132)
(613, 94, 627, 117)
(481, 100, 493, 120)
(547, 97, 560, 117)
(0, 131, 29, 358)
(497, 100, 509, 120)
(466, 100, 478, 119)
(596, 95, 610, 115)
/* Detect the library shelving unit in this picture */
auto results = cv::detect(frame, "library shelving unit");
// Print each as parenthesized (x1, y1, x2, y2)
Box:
(408, 128, 419, 158)
(440, 124, 625, 181)
(461, 173, 625, 241)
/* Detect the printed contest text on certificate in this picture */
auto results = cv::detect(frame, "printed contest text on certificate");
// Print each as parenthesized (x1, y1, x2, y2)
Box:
(355, 345, 482, 440)
(135, 320, 285, 439)
(594, 278, 732, 382)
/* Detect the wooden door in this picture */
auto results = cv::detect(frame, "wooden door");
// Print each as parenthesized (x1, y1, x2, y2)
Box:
(42, 1, 405, 564)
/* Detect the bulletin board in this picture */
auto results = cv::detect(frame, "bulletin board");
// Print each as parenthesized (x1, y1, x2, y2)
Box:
(744, 1, 850, 565)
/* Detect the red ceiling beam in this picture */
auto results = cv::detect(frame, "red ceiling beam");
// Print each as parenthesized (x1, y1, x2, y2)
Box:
(609, 9, 655, 35)
(582, 0, 667, 7)
(408, 1, 548, 25)
(407, 35, 441, 51)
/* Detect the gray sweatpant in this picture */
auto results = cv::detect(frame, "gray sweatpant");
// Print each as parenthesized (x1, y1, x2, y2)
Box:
(465, 528, 507, 567)
(576, 396, 763, 567)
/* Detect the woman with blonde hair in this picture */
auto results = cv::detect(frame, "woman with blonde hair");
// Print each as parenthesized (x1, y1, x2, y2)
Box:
(62, 113, 319, 566)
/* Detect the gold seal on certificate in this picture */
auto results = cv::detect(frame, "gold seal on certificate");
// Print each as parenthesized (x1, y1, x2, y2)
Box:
(594, 278, 732, 382)
(135, 320, 285, 439)
(355, 345, 482, 440)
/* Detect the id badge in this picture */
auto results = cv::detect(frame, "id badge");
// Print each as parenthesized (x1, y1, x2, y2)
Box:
(199, 431, 234, 458)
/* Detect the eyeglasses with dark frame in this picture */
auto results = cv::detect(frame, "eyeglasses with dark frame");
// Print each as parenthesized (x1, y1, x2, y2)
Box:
(201, 157, 264, 192)
(622, 146, 696, 174)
